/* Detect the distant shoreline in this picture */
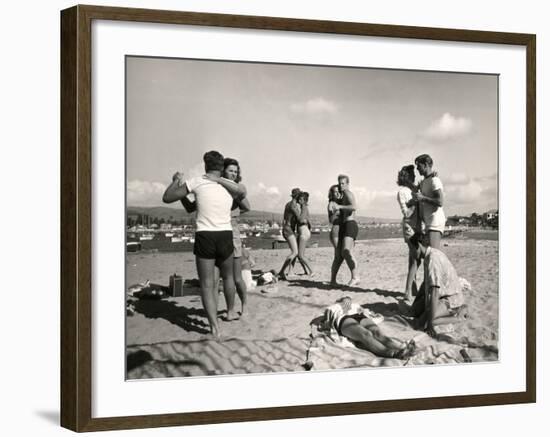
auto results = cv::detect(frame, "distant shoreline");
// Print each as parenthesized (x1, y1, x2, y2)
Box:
(127, 228, 498, 254)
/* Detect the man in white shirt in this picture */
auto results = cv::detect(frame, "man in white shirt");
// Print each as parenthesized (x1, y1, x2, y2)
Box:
(413, 154, 446, 249)
(162, 151, 245, 338)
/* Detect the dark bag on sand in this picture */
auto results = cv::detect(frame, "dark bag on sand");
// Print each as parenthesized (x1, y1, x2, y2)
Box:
(169, 273, 184, 297)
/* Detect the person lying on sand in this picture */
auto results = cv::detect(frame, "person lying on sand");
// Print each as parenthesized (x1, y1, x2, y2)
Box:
(323, 297, 416, 359)
(407, 233, 467, 337)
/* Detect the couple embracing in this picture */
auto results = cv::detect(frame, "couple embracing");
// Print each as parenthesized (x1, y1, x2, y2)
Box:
(278, 188, 314, 279)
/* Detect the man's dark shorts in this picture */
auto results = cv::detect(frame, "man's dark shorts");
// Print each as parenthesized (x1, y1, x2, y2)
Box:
(339, 220, 359, 240)
(194, 231, 234, 266)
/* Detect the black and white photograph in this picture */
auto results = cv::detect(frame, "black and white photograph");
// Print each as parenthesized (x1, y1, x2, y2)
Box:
(125, 56, 499, 379)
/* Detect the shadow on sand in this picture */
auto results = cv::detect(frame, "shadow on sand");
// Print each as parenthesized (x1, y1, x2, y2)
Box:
(133, 299, 211, 335)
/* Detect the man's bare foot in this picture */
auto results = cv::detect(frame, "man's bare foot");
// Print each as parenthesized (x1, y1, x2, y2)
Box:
(225, 310, 240, 321)
(347, 277, 361, 287)
(329, 281, 339, 288)
(207, 325, 221, 340)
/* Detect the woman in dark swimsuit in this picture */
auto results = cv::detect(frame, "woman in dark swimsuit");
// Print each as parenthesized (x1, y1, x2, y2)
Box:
(293, 191, 315, 276)
(327, 184, 343, 249)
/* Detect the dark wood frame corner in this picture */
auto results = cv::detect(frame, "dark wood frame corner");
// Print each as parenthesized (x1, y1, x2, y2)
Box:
(60, 4, 536, 432)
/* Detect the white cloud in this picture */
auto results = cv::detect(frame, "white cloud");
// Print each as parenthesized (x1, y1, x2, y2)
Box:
(248, 182, 283, 211)
(443, 172, 497, 205)
(446, 180, 484, 203)
(424, 113, 472, 141)
(290, 97, 338, 115)
(446, 172, 470, 186)
(353, 187, 395, 215)
(127, 180, 167, 205)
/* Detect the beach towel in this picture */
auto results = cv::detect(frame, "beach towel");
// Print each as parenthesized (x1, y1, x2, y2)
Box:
(308, 302, 472, 370)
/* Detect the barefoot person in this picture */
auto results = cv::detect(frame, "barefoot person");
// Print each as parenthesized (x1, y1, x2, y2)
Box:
(278, 188, 301, 280)
(178, 157, 251, 317)
(324, 297, 416, 359)
(397, 164, 422, 303)
(162, 151, 245, 337)
(330, 175, 360, 287)
(327, 184, 343, 249)
(293, 191, 315, 276)
(414, 154, 446, 249)
(408, 234, 466, 337)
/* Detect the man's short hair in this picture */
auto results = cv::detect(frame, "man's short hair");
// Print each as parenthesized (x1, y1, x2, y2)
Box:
(203, 150, 224, 172)
(415, 154, 433, 166)
(338, 174, 350, 184)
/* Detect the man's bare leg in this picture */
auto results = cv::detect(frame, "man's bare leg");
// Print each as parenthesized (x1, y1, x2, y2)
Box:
(342, 236, 359, 286)
(196, 257, 220, 337)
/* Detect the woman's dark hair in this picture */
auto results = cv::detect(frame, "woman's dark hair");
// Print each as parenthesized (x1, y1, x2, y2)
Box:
(297, 191, 309, 204)
(397, 165, 415, 186)
(328, 184, 339, 201)
(203, 150, 224, 172)
(223, 157, 242, 183)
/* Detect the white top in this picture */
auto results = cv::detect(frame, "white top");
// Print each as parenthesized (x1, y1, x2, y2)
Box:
(397, 186, 418, 239)
(185, 176, 233, 232)
(397, 186, 416, 220)
(419, 175, 446, 232)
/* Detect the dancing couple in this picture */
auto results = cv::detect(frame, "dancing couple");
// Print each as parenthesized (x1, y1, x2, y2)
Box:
(162, 151, 250, 337)
(278, 188, 315, 280)
(328, 175, 360, 288)
(396, 153, 446, 303)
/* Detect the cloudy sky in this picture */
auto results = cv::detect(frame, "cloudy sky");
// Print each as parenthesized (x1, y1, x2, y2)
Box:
(126, 56, 498, 219)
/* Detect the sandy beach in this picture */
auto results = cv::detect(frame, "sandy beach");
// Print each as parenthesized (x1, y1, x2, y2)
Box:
(126, 237, 498, 379)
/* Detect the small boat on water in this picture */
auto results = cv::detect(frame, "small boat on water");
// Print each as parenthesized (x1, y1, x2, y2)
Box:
(139, 233, 154, 241)
(171, 236, 184, 243)
(165, 232, 174, 238)
(126, 241, 142, 252)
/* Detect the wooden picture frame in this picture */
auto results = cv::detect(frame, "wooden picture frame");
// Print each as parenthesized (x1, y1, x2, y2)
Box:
(60, 4, 536, 432)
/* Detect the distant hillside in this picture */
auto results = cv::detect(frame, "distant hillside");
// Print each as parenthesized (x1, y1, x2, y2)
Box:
(127, 206, 399, 224)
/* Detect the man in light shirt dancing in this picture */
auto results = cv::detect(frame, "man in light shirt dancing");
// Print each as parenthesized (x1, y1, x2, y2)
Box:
(163, 151, 245, 338)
